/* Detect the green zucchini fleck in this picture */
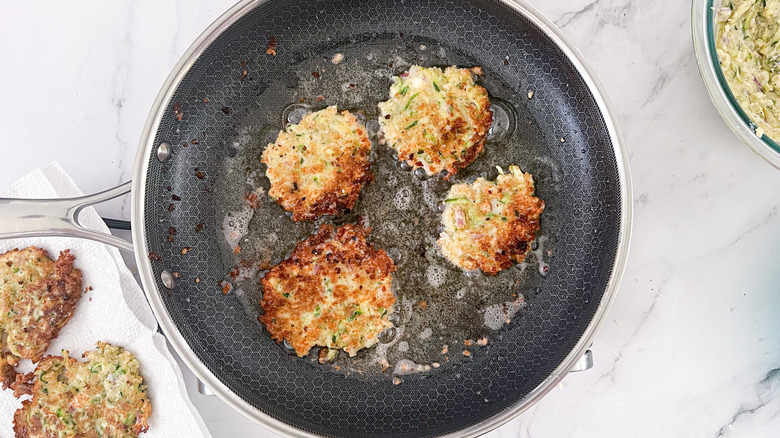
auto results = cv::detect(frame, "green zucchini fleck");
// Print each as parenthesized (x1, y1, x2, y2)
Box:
(124, 412, 137, 426)
(404, 92, 420, 110)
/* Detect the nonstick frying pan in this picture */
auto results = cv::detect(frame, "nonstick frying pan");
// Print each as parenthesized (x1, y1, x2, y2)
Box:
(0, 0, 631, 436)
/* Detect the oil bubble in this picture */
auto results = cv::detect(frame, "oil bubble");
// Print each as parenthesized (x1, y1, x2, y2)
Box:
(426, 264, 448, 288)
(487, 99, 517, 141)
(378, 327, 396, 344)
(398, 160, 413, 172)
(281, 103, 311, 127)
(365, 119, 381, 138)
(394, 186, 413, 210)
(387, 247, 403, 265)
(413, 167, 429, 180)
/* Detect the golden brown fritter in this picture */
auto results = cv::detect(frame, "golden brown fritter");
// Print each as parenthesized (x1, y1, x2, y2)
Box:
(260, 223, 396, 357)
(0, 247, 83, 388)
(378, 65, 492, 179)
(261, 106, 373, 221)
(438, 166, 545, 274)
(13, 342, 152, 438)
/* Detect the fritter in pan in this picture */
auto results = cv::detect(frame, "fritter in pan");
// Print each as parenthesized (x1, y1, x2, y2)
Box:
(438, 165, 544, 274)
(261, 106, 373, 221)
(378, 65, 492, 179)
(260, 223, 396, 358)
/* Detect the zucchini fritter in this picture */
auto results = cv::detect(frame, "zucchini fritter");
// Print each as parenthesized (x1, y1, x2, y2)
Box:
(438, 166, 545, 274)
(261, 106, 373, 221)
(260, 223, 396, 357)
(0, 247, 82, 388)
(13, 342, 152, 438)
(378, 65, 492, 179)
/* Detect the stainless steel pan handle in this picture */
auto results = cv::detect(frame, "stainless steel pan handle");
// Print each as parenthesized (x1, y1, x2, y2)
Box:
(0, 181, 134, 252)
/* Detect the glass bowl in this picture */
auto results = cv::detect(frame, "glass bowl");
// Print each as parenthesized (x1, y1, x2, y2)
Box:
(692, 0, 780, 169)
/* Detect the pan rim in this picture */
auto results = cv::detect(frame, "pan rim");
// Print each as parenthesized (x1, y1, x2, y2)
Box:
(130, 0, 633, 437)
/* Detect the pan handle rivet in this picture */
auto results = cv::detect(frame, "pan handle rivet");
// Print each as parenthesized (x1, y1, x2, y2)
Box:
(161, 269, 176, 289)
(157, 142, 172, 162)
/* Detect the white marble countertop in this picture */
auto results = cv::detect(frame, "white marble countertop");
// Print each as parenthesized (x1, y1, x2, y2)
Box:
(2, 1, 780, 437)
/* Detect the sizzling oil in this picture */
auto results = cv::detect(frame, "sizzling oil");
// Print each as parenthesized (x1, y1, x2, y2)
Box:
(212, 37, 559, 381)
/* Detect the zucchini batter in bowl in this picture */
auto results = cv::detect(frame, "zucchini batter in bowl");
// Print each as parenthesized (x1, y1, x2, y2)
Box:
(717, 0, 780, 139)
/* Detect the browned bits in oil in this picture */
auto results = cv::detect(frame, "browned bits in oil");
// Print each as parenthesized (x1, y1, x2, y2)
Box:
(181, 141, 188, 147)
(191, 138, 199, 145)
(244, 192, 261, 209)
(161, 166, 169, 174)
(393, 377, 401, 385)
(195, 222, 204, 233)
(462, 350, 471, 357)
(477, 337, 488, 346)
(312, 71, 321, 79)
(167, 236, 174, 243)
(318, 348, 329, 364)
(266, 36, 277, 56)
(202, 97, 209, 103)
(168, 227, 177, 235)
(233, 245, 242, 255)
(504, 58, 509, 65)
(221, 282, 232, 295)
(167, 204, 175, 212)
(221, 107, 232, 115)
(441, 344, 449, 355)
(195, 277, 201, 284)
(316, 95, 324, 101)
(148, 252, 162, 261)
(241, 70, 248, 81)
(173, 272, 181, 278)
(180, 247, 192, 255)
(418, 300, 427, 310)
(173, 102, 183, 121)
(228, 267, 240, 280)
(195, 168, 205, 179)
(165, 186, 171, 191)
(464, 339, 473, 347)
(171, 194, 181, 201)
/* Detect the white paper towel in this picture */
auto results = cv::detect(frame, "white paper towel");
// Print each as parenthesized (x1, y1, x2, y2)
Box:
(0, 162, 211, 437)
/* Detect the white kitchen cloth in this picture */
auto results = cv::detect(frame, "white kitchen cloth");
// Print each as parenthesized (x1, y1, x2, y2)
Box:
(0, 162, 211, 438)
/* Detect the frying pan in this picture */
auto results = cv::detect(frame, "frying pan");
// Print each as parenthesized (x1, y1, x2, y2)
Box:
(0, 0, 631, 436)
